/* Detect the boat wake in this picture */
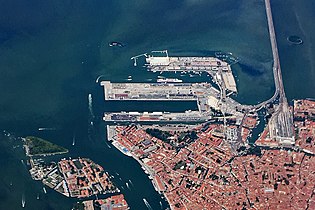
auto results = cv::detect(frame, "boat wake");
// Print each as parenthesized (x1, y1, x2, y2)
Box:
(88, 94, 95, 119)
(38, 127, 56, 131)
(21, 194, 25, 208)
(96, 75, 106, 83)
(72, 132, 76, 146)
(143, 198, 153, 210)
(105, 142, 111, 149)
(125, 182, 131, 190)
(21, 159, 27, 169)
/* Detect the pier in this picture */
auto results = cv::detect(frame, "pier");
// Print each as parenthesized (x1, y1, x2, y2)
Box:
(101, 81, 247, 123)
(145, 55, 237, 92)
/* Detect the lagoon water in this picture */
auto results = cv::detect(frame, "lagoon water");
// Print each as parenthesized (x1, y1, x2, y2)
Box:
(0, 0, 314, 209)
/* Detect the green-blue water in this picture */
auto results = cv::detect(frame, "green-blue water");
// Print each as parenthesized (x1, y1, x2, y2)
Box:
(0, 0, 314, 209)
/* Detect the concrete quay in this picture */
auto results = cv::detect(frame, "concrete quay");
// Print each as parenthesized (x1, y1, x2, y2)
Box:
(101, 81, 211, 101)
(145, 55, 237, 93)
(101, 81, 247, 123)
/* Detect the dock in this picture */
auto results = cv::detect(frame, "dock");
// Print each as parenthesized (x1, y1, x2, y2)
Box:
(101, 51, 247, 124)
(145, 54, 237, 92)
(101, 81, 247, 116)
(101, 81, 213, 101)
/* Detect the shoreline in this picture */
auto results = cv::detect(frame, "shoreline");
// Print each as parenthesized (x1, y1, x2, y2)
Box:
(22, 137, 69, 158)
(23, 142, 69, 158)
(107, 126, 170, 206)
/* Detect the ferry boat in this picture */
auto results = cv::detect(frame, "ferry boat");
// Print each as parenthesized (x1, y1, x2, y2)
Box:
(157, 78, 182, 83)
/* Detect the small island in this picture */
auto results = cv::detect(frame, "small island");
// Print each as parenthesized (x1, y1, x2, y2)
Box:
(24, 136, 68, 156)
(29, 157, 119, 198)
(287, 35, 303, 45)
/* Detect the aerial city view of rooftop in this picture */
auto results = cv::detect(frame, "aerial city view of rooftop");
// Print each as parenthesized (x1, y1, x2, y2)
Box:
(0, 0, 315, 209)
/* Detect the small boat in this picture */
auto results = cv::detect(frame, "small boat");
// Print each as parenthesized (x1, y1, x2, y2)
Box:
(126, 182, 130, 190)
(160, 201, 163, 209)
(38, 127, 56, 131)
(72, 133, 76, 146)
(22, 194, 25, 208)
(143, 198, 152, 210)
(43, 187, 47, 194)
(128, 179, 133, 186)
(109, 41, 124, 47)
(36, 194, 40, 200)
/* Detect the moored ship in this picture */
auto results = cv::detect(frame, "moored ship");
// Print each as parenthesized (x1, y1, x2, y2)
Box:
(157, 78, 182, 83)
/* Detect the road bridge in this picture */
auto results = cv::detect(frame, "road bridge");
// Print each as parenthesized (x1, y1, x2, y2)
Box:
(258, 0, 294, 145)
(237, 0, 294, 147)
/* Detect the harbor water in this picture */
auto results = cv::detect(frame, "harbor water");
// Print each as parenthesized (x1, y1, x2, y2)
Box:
(0, 0, 314, 209)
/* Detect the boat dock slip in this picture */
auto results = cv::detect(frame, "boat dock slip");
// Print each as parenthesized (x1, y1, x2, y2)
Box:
(145, 55, 237, 93)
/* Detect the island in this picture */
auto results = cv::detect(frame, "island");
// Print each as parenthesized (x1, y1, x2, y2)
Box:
(29, 157, 119, 198)
(24, 136, 68, 157)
